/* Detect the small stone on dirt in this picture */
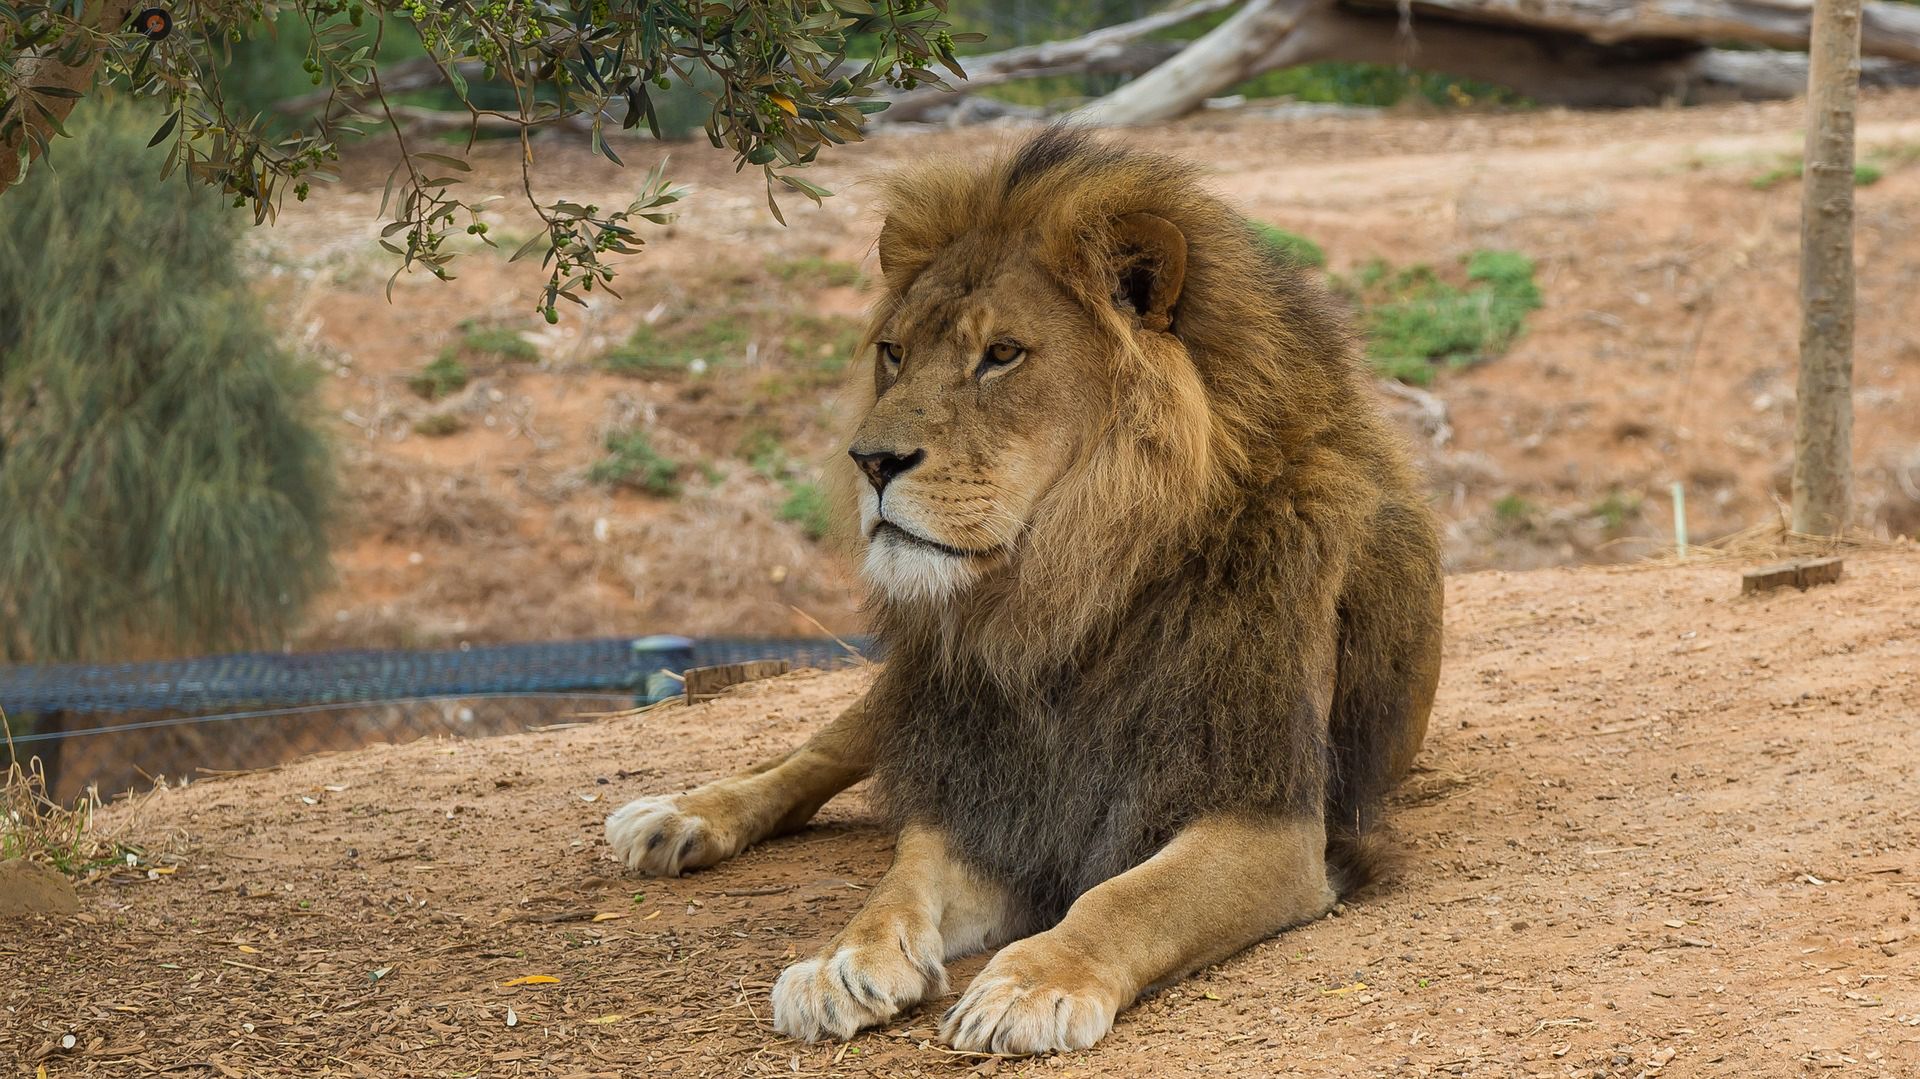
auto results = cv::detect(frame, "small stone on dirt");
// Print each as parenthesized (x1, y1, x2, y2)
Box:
(0, 860, 79, 918)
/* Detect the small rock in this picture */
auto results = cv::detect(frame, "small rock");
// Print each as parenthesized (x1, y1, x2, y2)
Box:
(0, 860, 79, 918)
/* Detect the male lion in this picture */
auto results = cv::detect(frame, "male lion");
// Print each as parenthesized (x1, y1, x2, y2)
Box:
(605, 128, 1443, 1055)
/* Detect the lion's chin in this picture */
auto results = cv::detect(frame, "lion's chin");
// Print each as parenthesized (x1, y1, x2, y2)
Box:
(861, 525, 993, 604)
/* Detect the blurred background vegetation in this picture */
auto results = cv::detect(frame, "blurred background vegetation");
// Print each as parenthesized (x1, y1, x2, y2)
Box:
(0, 101, 333, 667)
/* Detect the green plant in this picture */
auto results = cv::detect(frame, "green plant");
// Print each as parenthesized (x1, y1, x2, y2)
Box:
(1347, 250, 1543, 384)
(408, 354, 470, 399)
(0, 101, 330, 667)
(412, 412, 468, 438)
(453, 321, 539, 364)
(1591, 490, 1641, 531)
(1492, 493, 1535, 525)
(601, 319, 747, 376)
(2, 0, 973, 315)
(769, 255, 865, 288)
(1252, 223, 1326, 269)
(784, 313, 865, 375)
(779, 480, 834, 541)
(739, 428, 788, 478)
(1752, 156, 1889, 190)
(589, 431, 680, 497)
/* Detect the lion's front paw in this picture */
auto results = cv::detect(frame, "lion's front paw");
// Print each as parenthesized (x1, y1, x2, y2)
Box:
(605, 795, 740, 876)
(941, 937, 1120, 1055)
(772, 924, 949, 1042)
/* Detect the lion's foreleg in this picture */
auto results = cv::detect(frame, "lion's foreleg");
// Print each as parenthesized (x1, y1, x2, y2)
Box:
(773, 824, 1019, 1041)
(605, 697, 877, 876)
(941, 813, 1335, 1055)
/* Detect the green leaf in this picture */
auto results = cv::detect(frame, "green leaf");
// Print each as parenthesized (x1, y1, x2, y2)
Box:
(146, 109, 179, 148)
(593, 125, 623, 167)
(508, 233, 548, 263)
(777, 173, 833, 201)
(414, 152, 471, 172)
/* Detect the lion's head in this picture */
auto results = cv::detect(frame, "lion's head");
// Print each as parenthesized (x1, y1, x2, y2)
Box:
(830, 128, 1351, 671)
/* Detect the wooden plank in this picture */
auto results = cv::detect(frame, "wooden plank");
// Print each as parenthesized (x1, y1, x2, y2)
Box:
(1741, 556, 1844, 595)
(683, 660, 791, 703)
(1742, 562, 1803, 595)
(1795, 556, 1845, 588)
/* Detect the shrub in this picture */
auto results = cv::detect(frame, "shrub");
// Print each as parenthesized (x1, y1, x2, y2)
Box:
(453, 320, 539, 364)
(768, 255, 864, 288)
(779, 480, 834, 541)
(600, 320, 746, 376)
(1252, 223, 1327, 269)
(589, 431, 680, 496)
(0, 100, 330, 665)
(409, 354, 471, 399)
(1349, 250, 1543, 384)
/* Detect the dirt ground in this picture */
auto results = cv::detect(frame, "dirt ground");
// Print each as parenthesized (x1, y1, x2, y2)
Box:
(6, 553, 1917, 1077)
(256, 91, 1920, 653)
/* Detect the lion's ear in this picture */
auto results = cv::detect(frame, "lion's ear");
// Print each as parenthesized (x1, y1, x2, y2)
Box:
(1110, 212, 1187, 334)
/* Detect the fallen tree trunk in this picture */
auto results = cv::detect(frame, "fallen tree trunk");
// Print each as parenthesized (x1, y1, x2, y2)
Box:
(1252, 5, 1920, 107)
(880, 0, 1232, 122)
(1075, 0, 1322, 124)
(887, 12, 1920, 122)
(1069, 0, 1920, 123)
(1363, 0, 1920, 64)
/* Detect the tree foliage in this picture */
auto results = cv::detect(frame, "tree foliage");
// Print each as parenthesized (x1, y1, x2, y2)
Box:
(0, 0, 971, 315)
(0, 102, 332, 663)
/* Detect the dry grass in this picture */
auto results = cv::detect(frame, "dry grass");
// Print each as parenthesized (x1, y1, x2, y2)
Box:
(2, 718, 131, 878)
(1643, 516, 1916, 568)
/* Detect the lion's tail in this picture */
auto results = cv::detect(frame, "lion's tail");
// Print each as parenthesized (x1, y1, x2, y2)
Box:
(1323, 499, 1444, 899)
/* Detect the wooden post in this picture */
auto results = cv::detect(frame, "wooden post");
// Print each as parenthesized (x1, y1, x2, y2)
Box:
(683, 660, 792, 704)
(1792, 0, 1863, 537)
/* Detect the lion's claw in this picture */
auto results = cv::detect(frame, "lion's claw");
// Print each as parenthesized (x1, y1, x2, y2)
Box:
(940, 941, 1117, 1055)
(605, 795, 737, 876)
(773, 926, 948, 1042)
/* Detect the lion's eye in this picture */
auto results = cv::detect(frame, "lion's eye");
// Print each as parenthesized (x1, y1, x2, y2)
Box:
(878, 341, 903, 370)
(977, 342, 1025, 378)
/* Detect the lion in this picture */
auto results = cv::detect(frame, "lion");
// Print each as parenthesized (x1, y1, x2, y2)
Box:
(604, 127, 1444, 1056)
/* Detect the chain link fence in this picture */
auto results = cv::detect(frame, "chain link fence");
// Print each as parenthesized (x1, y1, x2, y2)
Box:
(1, 636, 867, 803)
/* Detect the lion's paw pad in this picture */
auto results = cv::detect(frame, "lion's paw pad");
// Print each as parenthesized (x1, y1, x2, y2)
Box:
(604, 795, 730, 876)
(940, 971, 1116, 1055)
(772, 935, 948, 1042)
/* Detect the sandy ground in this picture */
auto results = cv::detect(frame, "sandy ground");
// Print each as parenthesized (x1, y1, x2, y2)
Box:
(6, 552, 1917, 1077)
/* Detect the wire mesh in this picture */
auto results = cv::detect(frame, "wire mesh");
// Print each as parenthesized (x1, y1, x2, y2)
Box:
(0, 634, 870, 803)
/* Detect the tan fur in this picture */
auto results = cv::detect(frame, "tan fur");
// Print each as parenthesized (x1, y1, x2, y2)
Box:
(772, 824, 1020, 1042)
(606, 128, 1445, 1055)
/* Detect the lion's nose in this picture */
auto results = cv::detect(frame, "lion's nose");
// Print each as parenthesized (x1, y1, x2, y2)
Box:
(849, 446, 925, 493)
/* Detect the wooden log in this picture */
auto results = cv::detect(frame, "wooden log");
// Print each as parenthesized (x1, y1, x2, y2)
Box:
(683, 660, 792, 703)
(1253, 6, 1920, 107)
(1069, 0, 1920, 122)
(1741, 556, 1845, 594)
(1354, 0, 1920, 64)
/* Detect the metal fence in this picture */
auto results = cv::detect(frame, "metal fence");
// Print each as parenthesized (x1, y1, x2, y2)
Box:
(0, 635, 868, 802)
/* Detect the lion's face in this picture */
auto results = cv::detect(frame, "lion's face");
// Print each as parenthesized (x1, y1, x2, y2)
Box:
(847, 234, 1111, 603)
